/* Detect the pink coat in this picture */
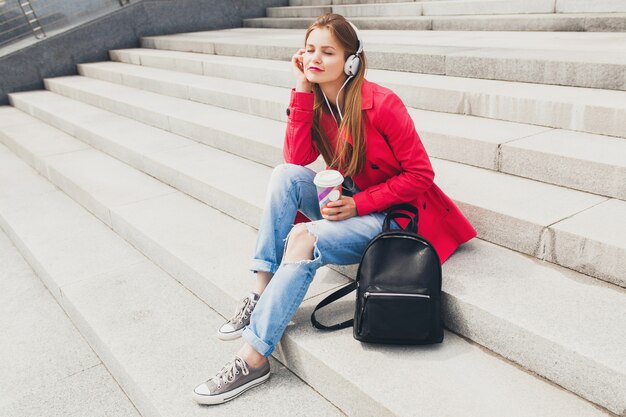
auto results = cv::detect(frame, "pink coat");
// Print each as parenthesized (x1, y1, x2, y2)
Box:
(284, 79, 476, 263)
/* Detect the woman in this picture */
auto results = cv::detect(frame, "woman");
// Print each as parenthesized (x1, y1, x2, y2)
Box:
(193, 13, 476, 405)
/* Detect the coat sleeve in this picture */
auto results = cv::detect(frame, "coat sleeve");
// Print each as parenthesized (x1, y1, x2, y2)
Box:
(352, 92, 434, 215)
(283, 89, 320, 166)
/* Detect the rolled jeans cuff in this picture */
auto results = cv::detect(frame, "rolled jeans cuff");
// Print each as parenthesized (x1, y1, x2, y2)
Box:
(242, 327, 273, 357)
(249, 259, 278, 274)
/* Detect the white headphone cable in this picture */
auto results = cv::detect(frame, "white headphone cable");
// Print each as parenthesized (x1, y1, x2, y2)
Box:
(321, 75, 353, 127)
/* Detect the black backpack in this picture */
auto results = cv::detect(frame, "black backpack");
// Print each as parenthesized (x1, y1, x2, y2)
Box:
(311, 204, 444, 345)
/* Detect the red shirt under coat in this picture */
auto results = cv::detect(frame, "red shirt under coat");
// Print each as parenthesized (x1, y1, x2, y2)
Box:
(284, 79, 476, 263)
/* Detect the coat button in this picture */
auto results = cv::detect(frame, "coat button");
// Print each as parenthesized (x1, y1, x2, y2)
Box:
(286, 108, 291, 116)
(370, 163, 379, 170)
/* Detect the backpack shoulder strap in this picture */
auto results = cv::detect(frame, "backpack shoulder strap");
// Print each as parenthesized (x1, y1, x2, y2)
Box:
(310, 281, 357, 330)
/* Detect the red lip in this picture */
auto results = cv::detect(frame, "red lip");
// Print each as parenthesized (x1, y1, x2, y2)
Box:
(308, 66, 323, 72)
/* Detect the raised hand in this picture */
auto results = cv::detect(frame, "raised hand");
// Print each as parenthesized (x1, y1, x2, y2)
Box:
(291, 48, 312, 93)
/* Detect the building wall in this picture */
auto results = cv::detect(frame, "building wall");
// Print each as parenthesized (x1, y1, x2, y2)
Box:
(0, 0, 288, 104)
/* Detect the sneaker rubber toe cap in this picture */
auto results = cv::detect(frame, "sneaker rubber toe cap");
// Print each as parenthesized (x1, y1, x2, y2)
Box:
(194, 383, 211, 396)
(219, 323, 236, 333)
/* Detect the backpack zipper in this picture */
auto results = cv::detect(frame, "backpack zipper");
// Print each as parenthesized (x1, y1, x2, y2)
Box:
(363, 292, 430, 299)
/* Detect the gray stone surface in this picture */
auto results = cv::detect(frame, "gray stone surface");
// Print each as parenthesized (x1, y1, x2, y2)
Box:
(408, 107, 550, 170)
(139, 27, 626, 90)
(4, 18, 626, 413)
(45, 148, 177, 225)
(10, 84, 622, 284)
(268, 5, 332, 18)
(111, 48, 294, 88)
(134, 30, 626, 138)
(333, 2, 423, 17)
(431, 13, 626, 31)
(269, 3, 422, 18)
(0, 232, 99, 408)
(271, 0, 562, 18)
(64, 60, 626, 191)
(0, 113, 346, 316)
(0, 189, 147, 298)
(289, 0, 331, 5)
(442, 238, 626, 414)
(8, 86, 626, 413)
(0, 149, 344, 417)
(110, 192, 350, 317)
(0, 142, 57, 205)
(244, 14, 626, 32)
(371, 68, 626, 139)
(60, 260, 344, 417)
(0, 112, 177, 225)
(557, 0, 626, 13)
(423, 0, 555, 16)
(285, 295, 612, 417)
(0, 365, 141, 417)
(501, 129, 626, 199)
(546, 199, 626, 288)
(584, 14, 626, 31)
(77, 61, 290, 122)
(26, 80, 285, 167)
(433, 158, 607, 257)
(289, 0, 414, 5)
(0, 230, 140, 416)
(445, 47, 626, 90)
(2, 135, 616, 415)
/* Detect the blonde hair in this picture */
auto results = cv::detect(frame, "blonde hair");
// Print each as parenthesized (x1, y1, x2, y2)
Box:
(305, 13, 367, 177)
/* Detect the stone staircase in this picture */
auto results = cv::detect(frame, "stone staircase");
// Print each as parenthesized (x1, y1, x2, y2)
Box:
(1, 1, 625, 416)
(247, 0, 626, 31)
(0, 229, 140, 417)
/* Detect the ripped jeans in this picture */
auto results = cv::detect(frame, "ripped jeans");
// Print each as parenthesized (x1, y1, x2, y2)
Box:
(243, 163, 390, 356)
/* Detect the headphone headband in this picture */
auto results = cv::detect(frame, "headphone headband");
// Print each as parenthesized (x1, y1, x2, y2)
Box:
(347, 21, 363, 55)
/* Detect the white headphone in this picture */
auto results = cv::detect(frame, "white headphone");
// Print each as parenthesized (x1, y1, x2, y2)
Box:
(344, 21, 364, 77)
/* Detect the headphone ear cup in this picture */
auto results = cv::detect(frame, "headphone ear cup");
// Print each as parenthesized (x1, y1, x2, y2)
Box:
(344, 54, 360, 76)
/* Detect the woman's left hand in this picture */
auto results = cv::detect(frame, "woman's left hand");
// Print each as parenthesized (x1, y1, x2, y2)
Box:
(322, 196, 358, 221)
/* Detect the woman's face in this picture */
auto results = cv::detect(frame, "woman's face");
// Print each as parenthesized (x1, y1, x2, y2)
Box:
(304, 27, 347, 85)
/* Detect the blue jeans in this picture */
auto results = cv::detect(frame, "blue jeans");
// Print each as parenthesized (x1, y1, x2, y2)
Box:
(243, 164, 391, 356)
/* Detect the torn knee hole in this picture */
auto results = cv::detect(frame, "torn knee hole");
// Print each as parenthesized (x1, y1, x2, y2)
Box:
(283, 224, 318, 263)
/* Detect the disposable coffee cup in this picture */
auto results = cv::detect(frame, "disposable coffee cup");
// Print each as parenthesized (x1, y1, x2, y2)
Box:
(314, 170, 344, 212)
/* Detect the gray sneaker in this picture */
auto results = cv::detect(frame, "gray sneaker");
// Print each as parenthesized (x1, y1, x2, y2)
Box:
(193, 356, 270, 405)
(217, 293, 259, 340)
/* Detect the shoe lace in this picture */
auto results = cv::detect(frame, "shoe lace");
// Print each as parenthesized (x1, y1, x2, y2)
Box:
(232, 296, 257, 325)
(211, 356, 249, 389)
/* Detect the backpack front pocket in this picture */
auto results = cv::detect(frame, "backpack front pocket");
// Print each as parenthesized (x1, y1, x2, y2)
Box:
(358, 292, 431, 342)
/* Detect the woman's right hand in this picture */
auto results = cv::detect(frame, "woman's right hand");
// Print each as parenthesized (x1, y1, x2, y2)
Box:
(291, 48, 312, 93)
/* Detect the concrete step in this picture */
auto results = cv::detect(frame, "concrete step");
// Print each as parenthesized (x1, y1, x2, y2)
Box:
(39, 74, 286, 168)
(77, 59, 626, 200)
(285, 0, 626, 13)
(289, 0, 418, 6)
(557, 0, 626, 13)
(545, 198, 626, 289)
(499, 129, 626, 200)
(0, 113, 622, 415)
(0, 230, 141, 417)
(244, 13, 626, 32)
(20, 79, 625, 289)
(116, 47, 626, 139)
(0, 143, 345, 417)
(139, 28, 626, 91)
(269, 0, 557, 18)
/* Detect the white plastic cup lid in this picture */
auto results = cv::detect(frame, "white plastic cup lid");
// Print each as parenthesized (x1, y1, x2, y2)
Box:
(313, 170, 344, 188)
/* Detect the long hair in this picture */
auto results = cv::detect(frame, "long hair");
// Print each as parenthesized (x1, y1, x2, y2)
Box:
(305, 13, 368, 177)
